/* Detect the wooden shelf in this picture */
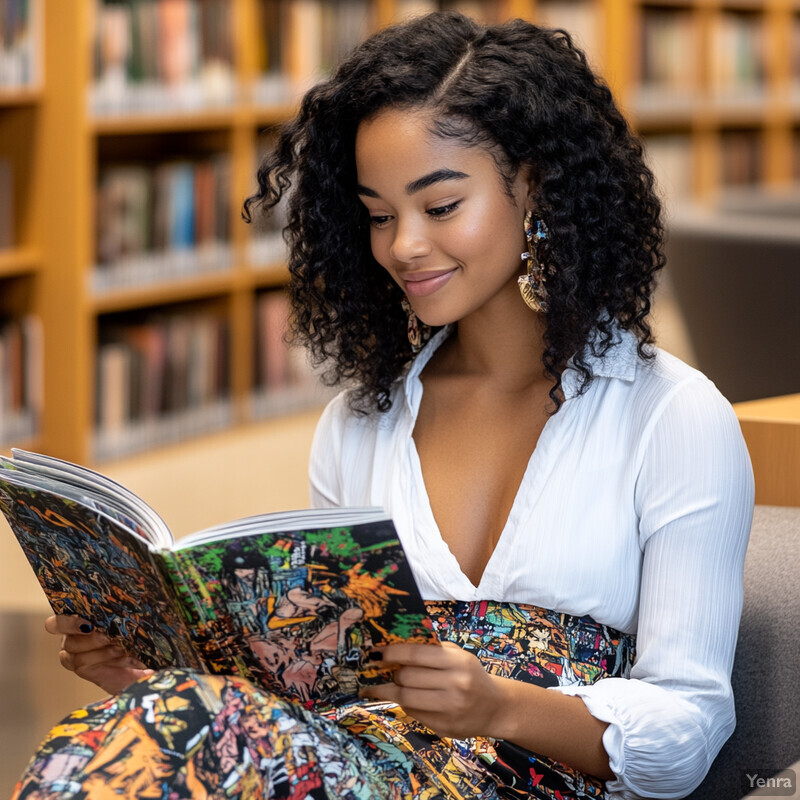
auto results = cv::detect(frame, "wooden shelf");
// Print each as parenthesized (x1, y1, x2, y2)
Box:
(734, 395, 800, 507)
(91, 271, 237, 315)
(0, 247, 42, 278)
(92, 107, 240, 136)
(0, 88, 42, 107)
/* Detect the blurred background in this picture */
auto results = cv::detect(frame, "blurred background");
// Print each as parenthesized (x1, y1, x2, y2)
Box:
(1, 0, 798, 794)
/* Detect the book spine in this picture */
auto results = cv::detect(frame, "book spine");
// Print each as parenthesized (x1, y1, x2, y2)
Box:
(93, 156, 232, 293)
(0, 314, 42, 445)
(0, 0, 40, 87)
(94, 309, 232, 460)
(91, 0, 234, 115)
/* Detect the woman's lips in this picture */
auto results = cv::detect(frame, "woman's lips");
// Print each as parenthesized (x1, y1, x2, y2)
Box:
(402, 268, 456, 298)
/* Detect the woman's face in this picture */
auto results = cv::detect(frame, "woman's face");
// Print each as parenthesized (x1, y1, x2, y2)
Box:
(355, 107, 533, 327)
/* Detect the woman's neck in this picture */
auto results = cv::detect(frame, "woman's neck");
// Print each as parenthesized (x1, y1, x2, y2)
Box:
(429, 292, 549, 391)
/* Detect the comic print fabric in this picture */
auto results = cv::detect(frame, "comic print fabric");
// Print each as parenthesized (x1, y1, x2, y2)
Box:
(13, 601, 636, 800)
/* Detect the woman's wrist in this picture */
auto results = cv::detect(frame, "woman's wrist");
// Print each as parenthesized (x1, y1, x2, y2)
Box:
(483, 674, 530, 742)
(483, 675, 614, 781)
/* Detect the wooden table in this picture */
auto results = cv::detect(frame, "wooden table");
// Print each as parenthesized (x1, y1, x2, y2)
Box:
(734, 394, 800, 507)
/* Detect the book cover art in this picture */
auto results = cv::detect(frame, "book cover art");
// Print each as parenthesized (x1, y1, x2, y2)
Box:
(0, 479, 200, 670)
(169, 520, 436, 709)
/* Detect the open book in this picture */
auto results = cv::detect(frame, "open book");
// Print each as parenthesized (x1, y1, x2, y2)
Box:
(0, 449, 436, 709)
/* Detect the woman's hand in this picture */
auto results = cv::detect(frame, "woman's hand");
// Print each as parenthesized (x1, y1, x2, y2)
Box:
(359, 641, 504, 739)
(45, 615, 154, 695)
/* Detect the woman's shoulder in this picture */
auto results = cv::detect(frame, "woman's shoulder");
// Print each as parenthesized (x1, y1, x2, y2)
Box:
(315, 381, 407, 441)
(590, 330, 740, 443)
(638, 345, 732, 411)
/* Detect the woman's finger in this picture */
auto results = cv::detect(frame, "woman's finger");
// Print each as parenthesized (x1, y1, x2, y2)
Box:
(380, 642, 450, 669)
(59, 643, 126, 673)
(45, 614, 96, 636)
(391, 665, 451, 690)
(61, 630, 115, 654)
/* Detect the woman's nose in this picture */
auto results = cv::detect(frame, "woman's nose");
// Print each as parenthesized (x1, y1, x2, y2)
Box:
(389, 219, 432, 262)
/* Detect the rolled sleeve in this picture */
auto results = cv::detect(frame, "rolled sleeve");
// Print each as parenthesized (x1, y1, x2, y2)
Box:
(556, 376, 754, 798)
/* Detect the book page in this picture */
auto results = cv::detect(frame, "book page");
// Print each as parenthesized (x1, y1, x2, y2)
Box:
(171, 516, 436, 709)
(0, 476, 200, 671)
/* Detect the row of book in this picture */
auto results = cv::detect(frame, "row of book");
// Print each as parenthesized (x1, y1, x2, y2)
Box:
(94, 156, 232, 292)
(644, 129, 800, 209)
(93, 292, 324, 460)
(0, 314, 41, 447)
(252, 289, 330, 417)
(94, 308, 232, 459)
(0, 0, 38, 88)
(91, 0, 236, 114)
(636, 8, 770, 105)
(709, 12, 765, 96)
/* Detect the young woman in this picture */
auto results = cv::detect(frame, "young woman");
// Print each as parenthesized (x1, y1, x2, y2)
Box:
(19, 11, 753, 800)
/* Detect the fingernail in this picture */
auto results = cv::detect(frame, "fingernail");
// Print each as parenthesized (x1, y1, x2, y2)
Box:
(79, 623, 94, 634)
(367, 650, 383, 662)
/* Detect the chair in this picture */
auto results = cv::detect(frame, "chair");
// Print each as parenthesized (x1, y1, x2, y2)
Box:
(687, 504, 800, 798)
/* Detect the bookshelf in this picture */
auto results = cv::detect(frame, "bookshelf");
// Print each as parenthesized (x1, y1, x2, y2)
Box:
(0, 0, 797, 465)
(0, 0, 44, 451)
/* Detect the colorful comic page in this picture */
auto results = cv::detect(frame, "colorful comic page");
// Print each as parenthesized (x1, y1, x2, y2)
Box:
(168, 518, 436, 710)
(0, 477, 200, 670)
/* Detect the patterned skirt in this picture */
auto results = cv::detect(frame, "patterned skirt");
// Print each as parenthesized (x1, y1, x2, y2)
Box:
(13, 601, 635, 800)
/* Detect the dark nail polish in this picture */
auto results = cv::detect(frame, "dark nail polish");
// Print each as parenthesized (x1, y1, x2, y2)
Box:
(367, 650, 383, 662)
(79, 622, 93, 634)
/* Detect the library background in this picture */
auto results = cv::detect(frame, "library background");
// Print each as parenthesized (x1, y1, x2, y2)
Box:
(0, 0, 799, 796)
(0, 0, 799, 467)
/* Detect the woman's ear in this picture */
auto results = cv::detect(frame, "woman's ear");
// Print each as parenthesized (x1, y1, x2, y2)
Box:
(520, 164, 540, 211)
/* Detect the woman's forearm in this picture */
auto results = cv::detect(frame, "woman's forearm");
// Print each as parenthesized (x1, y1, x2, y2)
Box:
(488, 675, 614, 781)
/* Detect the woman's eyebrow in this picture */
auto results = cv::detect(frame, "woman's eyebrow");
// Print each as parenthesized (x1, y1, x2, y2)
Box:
(356, 168, 470, 199)
(405, 168, 469, 194)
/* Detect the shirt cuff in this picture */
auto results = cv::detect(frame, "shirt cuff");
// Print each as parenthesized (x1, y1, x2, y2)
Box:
(551, 678, 718, 799)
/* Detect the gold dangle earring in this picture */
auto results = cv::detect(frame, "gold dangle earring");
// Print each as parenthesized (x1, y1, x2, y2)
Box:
(518, 211, 551, 313)
(401, 296, 429, 354)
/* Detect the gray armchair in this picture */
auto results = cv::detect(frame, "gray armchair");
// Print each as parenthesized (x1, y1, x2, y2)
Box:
(687, 505, 800, 798)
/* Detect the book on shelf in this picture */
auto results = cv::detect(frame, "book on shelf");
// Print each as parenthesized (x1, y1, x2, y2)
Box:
(0, 0, 40, 88)
(94, 155, 231, 292)
(253, 290, 329, 418)
(0, 449, 435, 709)
(0, 314, 42, 446)
(95, 309, 230, 460)
(91, 0, 235, 115)
(794, 131, 800, 182)
(720, 129, 763, 186)
(0, 158, 12, 249)
(709, 11, 765, 102)
(253, 0, 292, 104)
(634, 6, 698, 113)
(537, 0, 600, 69)
(249, 138, 290, 267)
(286, 0, 374, 90)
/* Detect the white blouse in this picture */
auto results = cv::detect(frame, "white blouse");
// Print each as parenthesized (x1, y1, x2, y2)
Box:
(308, 325, 754, 800)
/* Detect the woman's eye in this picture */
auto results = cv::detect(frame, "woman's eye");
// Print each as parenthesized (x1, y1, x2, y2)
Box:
(427, 202, 459, 218)
(369, 215, 391, 228)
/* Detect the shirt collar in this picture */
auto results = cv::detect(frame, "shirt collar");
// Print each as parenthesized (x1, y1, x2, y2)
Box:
(402, 322, 640, 410)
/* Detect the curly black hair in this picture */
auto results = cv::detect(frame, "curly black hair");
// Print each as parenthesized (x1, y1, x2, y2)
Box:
(243, 11, 665, 413)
